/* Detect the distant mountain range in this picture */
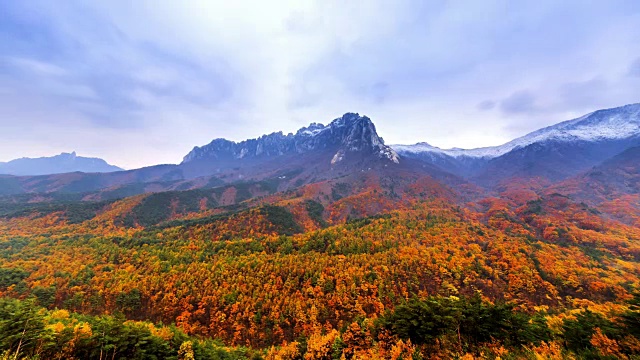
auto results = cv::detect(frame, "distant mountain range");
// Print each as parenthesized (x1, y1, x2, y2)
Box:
(393, 103, 640, 183)
(394, 104, 640, 159)
(0, 151, 122, 176)
(1, 103, 639, 206)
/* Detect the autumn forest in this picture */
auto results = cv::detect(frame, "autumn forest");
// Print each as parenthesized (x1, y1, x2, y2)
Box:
(2, 155, 640, 360)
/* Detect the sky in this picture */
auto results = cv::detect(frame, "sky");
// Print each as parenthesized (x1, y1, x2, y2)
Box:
(1, 1, 639, 169)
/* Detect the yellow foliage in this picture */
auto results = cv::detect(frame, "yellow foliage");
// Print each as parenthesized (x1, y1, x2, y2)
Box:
(50, 309, 70, 320)
(304, 329, 339, 359)
(73, 322, 93, 338)
(529, 341, 566, 359)
(544, 314, 567, 334)
(178, 341, 195, 360)
(266, 341, 300, 360)
(47, 322, 66, 333)
(149, 323, 174, 341)
(387, 339, 416, 360)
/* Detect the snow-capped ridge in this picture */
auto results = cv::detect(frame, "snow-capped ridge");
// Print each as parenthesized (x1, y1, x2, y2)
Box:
(393, 103, 640, 159)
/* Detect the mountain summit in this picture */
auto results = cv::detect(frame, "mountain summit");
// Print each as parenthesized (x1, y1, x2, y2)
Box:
(182, 113, 399, 165)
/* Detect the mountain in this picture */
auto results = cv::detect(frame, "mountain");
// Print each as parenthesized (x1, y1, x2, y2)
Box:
(0, 113, 414, 198)
(395, 103, 640, 160)
(178, 112, 404, 185)
(183, 113, 400, 165)
(0, 151, 123, 176)
(394, 103, 640, 183)
(4, 104, 640, 199)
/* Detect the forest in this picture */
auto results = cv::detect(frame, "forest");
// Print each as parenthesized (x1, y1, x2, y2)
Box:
(1, 176, 640, 359)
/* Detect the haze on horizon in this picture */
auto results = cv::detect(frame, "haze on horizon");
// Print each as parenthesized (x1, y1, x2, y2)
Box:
(1, 0, 639, 169)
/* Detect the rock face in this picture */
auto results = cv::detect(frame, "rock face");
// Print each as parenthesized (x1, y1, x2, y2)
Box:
(182, 113, 399, 165)
(0, 152, 123, 176)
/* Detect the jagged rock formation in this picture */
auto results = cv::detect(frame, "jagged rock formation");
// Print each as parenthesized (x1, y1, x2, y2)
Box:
(183, 113, 399, 165)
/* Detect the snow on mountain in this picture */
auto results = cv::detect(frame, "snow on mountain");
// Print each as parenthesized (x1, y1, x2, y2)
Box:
(393, 103, 640, 159)
(182, 113, 400, 164)
(296, 122, 329, 137)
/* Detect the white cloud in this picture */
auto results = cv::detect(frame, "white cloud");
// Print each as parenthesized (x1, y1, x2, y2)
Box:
(0, 0, 639, 167)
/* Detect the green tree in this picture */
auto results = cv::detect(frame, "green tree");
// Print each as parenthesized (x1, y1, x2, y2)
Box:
(0, 298, 51, 358)
(562, 310, 619, 353)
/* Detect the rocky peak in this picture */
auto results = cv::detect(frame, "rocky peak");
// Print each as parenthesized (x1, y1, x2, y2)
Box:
(55, 151, 77, 160)
(296, 122, 325, 136)
(335, 113, 384, 151)
(181, 113, 399, 165)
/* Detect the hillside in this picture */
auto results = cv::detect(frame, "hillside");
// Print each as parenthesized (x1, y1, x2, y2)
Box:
(2, 154, 640, 358)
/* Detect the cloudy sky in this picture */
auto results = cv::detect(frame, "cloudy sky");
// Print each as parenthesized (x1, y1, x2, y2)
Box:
(1, 0, 639, 169)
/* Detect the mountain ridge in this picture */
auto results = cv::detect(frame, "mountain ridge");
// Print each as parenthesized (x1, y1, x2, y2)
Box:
(3, 104, 640, 197)
(0, 151, 123, 176)
(393, 103, 640, 159)
(395, 103, 640, 182)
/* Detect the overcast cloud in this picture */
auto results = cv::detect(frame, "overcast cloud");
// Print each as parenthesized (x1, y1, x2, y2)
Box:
(1, 0, 639, 168)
